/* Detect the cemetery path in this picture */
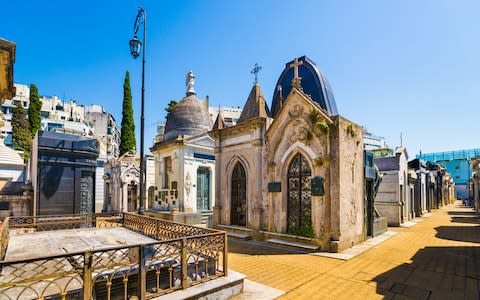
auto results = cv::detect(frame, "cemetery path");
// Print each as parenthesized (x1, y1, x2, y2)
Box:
(228, 201, 480, 299)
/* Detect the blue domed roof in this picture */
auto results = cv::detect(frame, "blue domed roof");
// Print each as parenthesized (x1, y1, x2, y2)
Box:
(271, 56, 338, 117)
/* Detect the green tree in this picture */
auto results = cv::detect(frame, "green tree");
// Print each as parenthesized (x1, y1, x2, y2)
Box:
(120, 71, 136, 155)
(165, 100, 177, 114)
(12, 102, 32, 162)
(28, 83, 42, 137)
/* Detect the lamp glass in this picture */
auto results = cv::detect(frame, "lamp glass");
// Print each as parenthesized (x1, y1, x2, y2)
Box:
(129, 37, 142, 58)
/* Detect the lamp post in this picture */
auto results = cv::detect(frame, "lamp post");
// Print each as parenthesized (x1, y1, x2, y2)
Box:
(129, 7, 146, 215)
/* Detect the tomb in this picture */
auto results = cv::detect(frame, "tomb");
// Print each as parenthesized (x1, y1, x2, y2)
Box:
(374, 147, 411, 226)
(212, 56, 365, 252)
(0, 213, 233, 299)
(150, 72, 216, 227)
(29, 131, 99, 215)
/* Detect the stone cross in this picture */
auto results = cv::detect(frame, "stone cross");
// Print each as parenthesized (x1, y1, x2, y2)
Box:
(290, 57, 303, 89)
(250, 63, 262, 84)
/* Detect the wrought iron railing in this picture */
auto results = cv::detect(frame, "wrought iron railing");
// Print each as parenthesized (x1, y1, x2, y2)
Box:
(0, 218, 9, 260)
(0, 213, 227, 300)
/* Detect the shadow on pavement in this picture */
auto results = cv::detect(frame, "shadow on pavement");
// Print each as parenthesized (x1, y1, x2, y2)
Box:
(435, 225, 480, 243)
(228, 238, 309, 255)
(373, 246, 480, 299)
(448, 211, 477, 216)
(450, 216, 480, 224)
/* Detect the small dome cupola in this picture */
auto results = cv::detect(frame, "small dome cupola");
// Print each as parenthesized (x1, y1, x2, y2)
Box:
(162, 72, 212, 141)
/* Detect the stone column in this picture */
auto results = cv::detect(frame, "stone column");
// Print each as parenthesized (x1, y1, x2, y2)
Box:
(213, 144, 222, 226)
(251, 137, 264, 230)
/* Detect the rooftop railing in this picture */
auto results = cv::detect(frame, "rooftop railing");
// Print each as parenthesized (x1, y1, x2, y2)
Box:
(0, 213, 227, 300)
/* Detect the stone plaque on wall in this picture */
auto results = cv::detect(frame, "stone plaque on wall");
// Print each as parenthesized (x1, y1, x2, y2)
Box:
(312, 176, 325, 196)
(268, 182, 281, 193)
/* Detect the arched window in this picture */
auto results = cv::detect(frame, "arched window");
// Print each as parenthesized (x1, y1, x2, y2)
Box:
(287, 153, 313, 236)
(231, 162, 247, 226)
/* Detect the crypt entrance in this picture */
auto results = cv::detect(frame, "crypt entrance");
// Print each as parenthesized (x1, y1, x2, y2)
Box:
(230, 162, 247, 226)
(287, 153, 313, 236)
(196, 168, 211, 211)
(127, 181, 138, 212)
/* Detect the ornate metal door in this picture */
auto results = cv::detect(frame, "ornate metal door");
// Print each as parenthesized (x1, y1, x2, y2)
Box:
(196, 168, 210, 211)
(231, 162, 247, 226)
(287, 154, 312, 235)
(79, 171, 94, 214)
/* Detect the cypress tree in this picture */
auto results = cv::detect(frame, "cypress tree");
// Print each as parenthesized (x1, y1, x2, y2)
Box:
(120, 71, 136, 155)
(12, 102, 32, 162)
(28, 83, 42, 137)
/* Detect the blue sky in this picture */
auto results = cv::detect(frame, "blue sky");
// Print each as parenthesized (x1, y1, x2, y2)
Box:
(2, 0, 479, 155)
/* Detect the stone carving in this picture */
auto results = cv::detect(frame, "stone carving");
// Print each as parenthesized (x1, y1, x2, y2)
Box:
(288, 104, 304, 118)
(185, 172, 192, 198)
(290, 123, 305, 143)
(186, 71, 195, 96)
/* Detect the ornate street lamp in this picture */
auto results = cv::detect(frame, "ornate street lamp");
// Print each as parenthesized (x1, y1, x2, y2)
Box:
(129, 7, 146, 215)
(129, 36, 142, 59)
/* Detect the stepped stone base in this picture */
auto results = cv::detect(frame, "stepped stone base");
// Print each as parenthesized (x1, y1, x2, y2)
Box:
(155, 270, 245, 300)
(266, 238, 320, 252)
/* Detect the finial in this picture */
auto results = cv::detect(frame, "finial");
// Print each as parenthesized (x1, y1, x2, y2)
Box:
(251, 63, 262, 84)
(289, 57, 304, 89)
(186, 71, 196, 96)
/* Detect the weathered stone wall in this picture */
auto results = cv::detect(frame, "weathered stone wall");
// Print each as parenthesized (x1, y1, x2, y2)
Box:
(334, 116, 365, 252)
(375, 171, 402, 226)
(0, 195, 32, 218)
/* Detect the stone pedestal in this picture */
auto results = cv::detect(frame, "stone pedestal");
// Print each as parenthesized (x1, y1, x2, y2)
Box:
(251, 206, 264, 230)
(213, 206, 222, 226)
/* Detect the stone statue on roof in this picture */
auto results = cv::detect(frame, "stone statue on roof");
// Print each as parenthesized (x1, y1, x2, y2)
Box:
(186, 71, 195, 96)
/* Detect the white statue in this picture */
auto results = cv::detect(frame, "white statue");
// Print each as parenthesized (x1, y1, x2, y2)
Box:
(186, 71, 196, 96)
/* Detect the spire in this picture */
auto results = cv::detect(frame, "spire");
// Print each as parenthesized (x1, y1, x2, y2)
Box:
(238, 83, 269, 123)
(213, 111, 225, 130)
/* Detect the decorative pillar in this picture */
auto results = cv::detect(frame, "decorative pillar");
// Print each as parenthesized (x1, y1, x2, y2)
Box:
(251, 137, 264, 230)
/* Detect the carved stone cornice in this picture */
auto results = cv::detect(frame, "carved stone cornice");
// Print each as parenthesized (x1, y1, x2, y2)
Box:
(0, 39, 16, 104)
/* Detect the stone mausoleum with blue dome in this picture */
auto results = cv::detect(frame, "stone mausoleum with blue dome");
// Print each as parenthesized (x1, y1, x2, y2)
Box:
(212, 55, 368, 252)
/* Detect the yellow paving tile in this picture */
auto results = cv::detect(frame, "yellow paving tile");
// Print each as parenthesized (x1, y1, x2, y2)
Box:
(228, 201, 480, 299)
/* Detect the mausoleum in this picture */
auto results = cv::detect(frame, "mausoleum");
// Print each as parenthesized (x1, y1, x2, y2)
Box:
(150, 72, 216, 226)
(212, 56, 365, 252)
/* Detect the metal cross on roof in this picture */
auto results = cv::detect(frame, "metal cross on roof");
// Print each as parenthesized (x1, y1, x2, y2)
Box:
(251, 63, 262, 83)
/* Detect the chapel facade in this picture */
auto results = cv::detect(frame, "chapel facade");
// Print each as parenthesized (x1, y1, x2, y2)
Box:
(212, 56, 365, 252)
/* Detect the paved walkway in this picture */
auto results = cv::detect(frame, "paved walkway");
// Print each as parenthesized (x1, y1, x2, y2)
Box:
(228, 202, 480, 299)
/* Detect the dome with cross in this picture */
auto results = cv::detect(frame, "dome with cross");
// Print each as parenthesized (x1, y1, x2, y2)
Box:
(270, 56, 338, 118)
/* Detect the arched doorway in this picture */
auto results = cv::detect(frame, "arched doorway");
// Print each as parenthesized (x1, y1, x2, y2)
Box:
(287, 153, 312, 236)
(231, 162, 247, 226)
(148, 186, 156, 209)
(127, 181, 138, 212)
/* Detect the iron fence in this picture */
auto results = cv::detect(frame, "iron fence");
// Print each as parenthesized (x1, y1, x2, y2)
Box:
(0, 213, 227, 300)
